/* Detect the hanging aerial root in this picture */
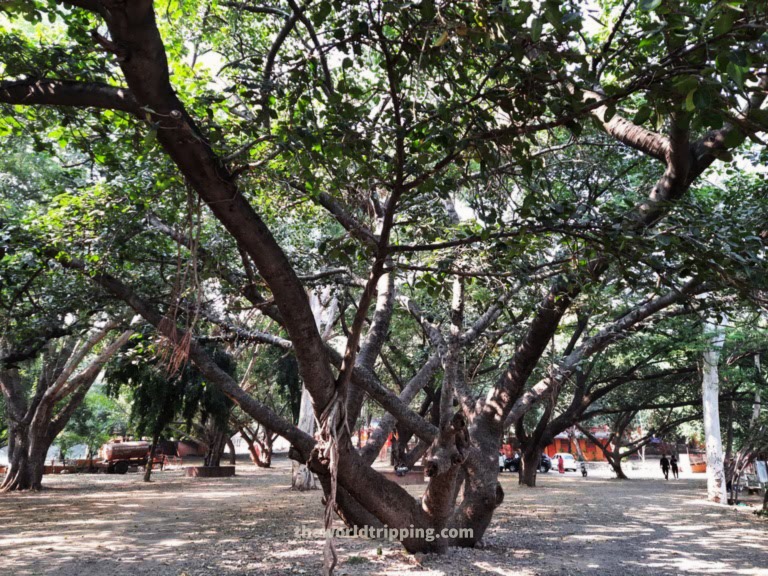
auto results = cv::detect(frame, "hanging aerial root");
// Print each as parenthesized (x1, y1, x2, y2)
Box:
(155, 188, 202, 377)
(315, 392, 348, 576)
(156, 315, 191, 376)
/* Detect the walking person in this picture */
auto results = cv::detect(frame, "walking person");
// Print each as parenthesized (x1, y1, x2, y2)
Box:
(558, 455, 565, 474)
(660, 454, 670, 480)
(670, 455, 679, 479)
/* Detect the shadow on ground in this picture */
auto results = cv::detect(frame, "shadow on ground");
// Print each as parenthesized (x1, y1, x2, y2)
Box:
(1, 455, 766, 576)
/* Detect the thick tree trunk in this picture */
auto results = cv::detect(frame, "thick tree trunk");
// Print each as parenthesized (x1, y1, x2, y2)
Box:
(579, 424, 629, 480)
(143, 434, 159, 482)
(608, 454, 628, 480)
(519, 449, 540, 487)
(255, 433, 273, 468)
(391, 426, 407, 468)
(570, 428, 586, 461)
(2, 450, 40, 492)
(1, 328, 132, 492)
(0, 422, 50, 492)
(305, 413, 502, 555)
(609, 434, 628, 479)
(240, 426, 273, 468)
(702, 319, 727, 504)
(437, 420, 504, 551)
(226, 438, 236, 465)
(245, 438, 261, 465)
(420, 413, 479, 551)
(513, 397, 553, 488)
(204, 429, 227, 467)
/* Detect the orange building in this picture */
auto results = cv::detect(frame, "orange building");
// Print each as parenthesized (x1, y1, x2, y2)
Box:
(543, 429, 613, 461)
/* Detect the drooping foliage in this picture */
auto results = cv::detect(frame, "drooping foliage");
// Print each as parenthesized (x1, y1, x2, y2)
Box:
(104, 334, 236, 439)
(0, 0, 767, 559)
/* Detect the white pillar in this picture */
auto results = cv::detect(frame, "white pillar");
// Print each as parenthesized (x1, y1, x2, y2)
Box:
(290, 288, 337, 491)
(702, 318, 727, 503)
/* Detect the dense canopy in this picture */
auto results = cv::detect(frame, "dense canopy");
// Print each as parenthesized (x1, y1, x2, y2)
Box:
(1, 0, 767, 570)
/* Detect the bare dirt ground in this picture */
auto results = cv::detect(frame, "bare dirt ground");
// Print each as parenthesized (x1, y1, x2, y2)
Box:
(2, 455, 766, 576)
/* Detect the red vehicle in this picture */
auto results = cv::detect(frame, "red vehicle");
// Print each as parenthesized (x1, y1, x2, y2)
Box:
(101, 441, 150, 474)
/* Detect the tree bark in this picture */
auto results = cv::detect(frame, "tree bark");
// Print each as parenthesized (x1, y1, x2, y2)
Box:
(239, 425, 274, 467)
(579, 423, 629, 480)
(226, 437, 237, 465)
(255, 432, 274, 468)
(359, 355, 440, 465)
(610, 433, 627, 480)
(1, 328, 132, 492)
(514, 398, 553, 488)
(608, 453, 629, 480)
(1, 3, 764, 562)
(292, 386, 318, 490)
(1, 419, 48, 491)
(519, 450, 540, 487)
(143, 433, 159, 482)
(570, 428, 586, 461)
(702, 319, 727, 504)
(204, 427, 227, 467)
(240, 428, 261, 466)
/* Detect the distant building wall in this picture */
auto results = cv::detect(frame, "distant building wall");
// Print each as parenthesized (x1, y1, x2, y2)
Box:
(544, 437, 608, 461)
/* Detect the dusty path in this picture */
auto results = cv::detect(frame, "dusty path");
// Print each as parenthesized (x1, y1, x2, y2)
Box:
(1, 456, 766, 576)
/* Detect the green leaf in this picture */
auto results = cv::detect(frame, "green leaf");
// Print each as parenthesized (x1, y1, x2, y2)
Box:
(673, 75, 698, 94)
(684, 89, 696, 112)
(530, 18, 542, 42)
(420, 0, 436, 21)
(639, 0, 662, 11)
(312, 1, 331, 26)
(143, 126, 158, 148)
(727, 62, 745, 90)
(722, 129, 743, 148)
(713, 11, 736, 36)
(693, 88, 712, 110)
(632, 106, 653, 125)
